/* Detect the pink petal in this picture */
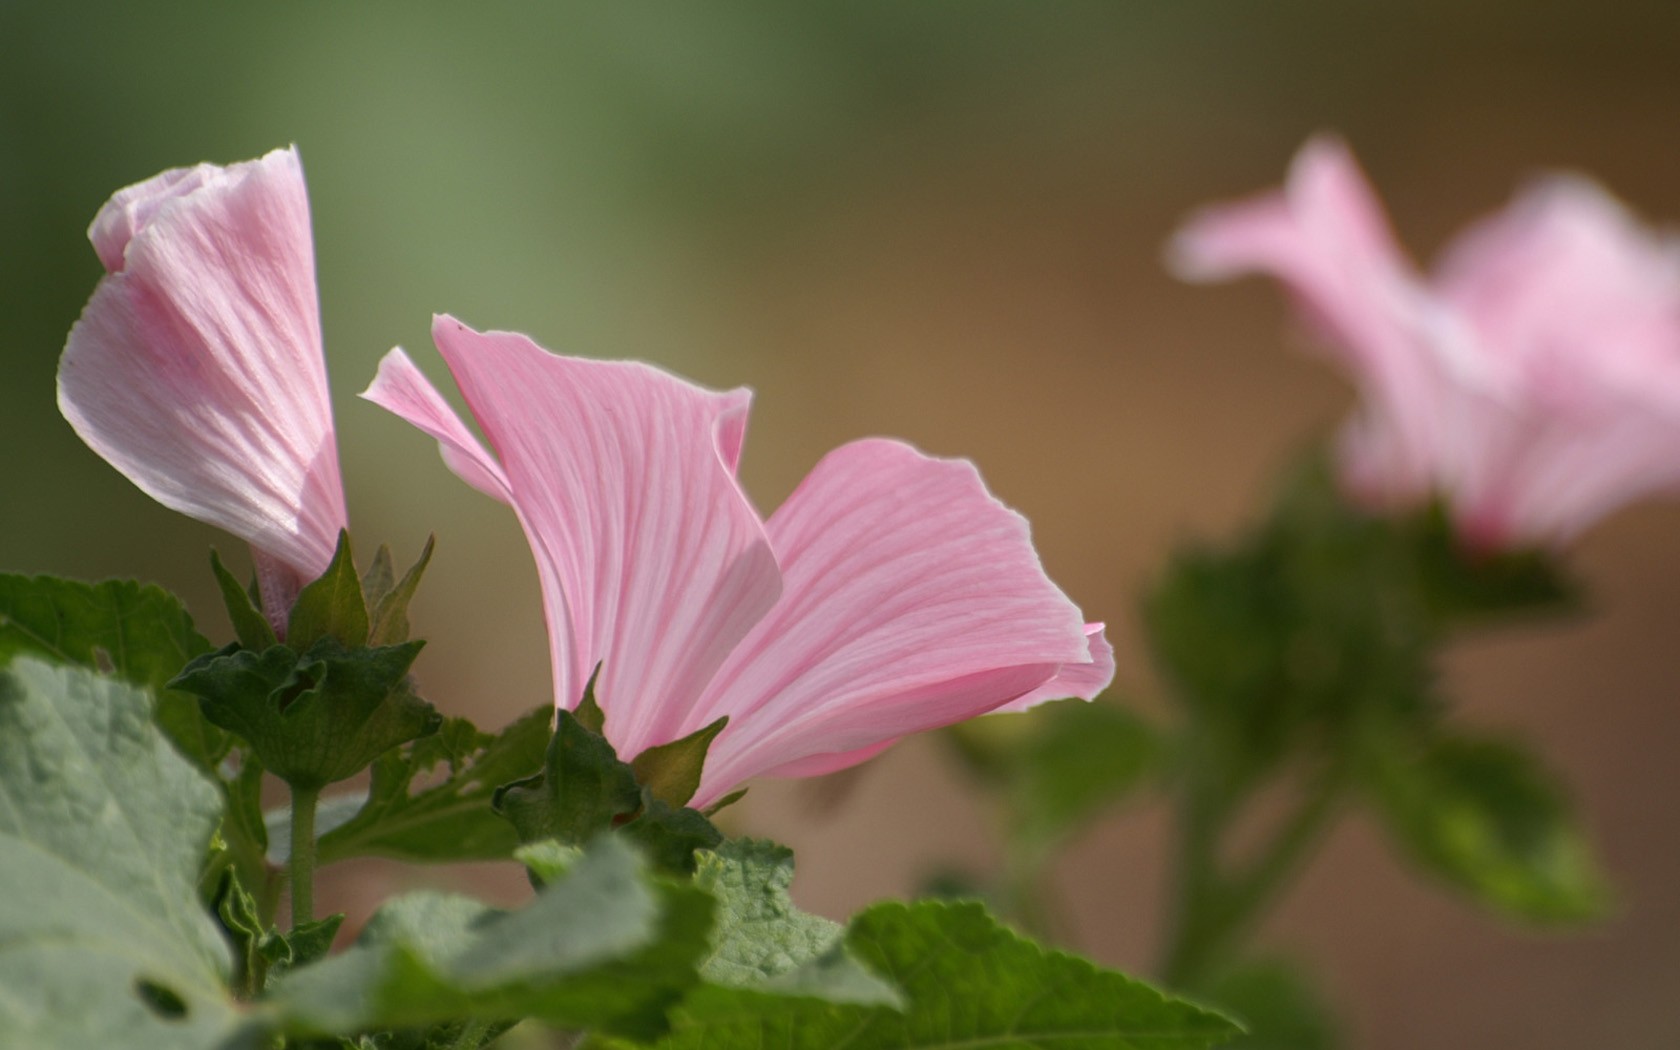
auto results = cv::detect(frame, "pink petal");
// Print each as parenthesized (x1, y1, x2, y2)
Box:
(1170, 137, 1489, 510)
(990, 622, 1115, 714)
(688, 438, 1108, 808)
(362, 348, 512, 504)
(1435, 176, 1680, 412)
(58, 147, 347, 609)
(420, 317, 784, 750)
(1168, 137, 1418, 378)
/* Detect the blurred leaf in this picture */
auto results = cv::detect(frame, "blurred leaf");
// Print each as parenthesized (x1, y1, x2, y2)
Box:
(695, 839, 899, 1006)
(1144, 452, 1441, 786)
(264, 836, 714, 1042)
(315, 706, 551, 865)
(288, 531, 370, 651)
(1200, 959, 1337, 1050)
(1366, 731, 1609, 923)
(1006, 699, 1163, 855)
(0, 572, 223, 769)
(640, 900, 1240, 1050)
(0, 657, 240, 1048)
(175, 638, 441, 790)
(1407, 507, 1578, 627)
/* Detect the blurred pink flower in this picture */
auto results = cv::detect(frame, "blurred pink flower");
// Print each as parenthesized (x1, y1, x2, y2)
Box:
(365, 316, 1112, 806)
(59, 147, 348, 627)
(1169, 136, 1680, 548)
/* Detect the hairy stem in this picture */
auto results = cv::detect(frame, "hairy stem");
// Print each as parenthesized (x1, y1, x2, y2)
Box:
(289, 784, 320, 929)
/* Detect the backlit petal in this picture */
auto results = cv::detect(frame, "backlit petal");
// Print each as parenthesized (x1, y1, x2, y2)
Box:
(425, 317, 783, 751)
(58, 147, 346, 598)
(689, 438, 1105, 807)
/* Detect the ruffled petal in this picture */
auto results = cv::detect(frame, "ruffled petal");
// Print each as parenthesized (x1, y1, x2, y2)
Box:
(58, 147, 347, 600)
(990, 622, 1115, 714)
(688, 438, 1105, 808)
(423, 316, 783, 752)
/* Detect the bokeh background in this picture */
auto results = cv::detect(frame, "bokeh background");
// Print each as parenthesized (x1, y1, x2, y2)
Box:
(6, 4, 1680, 1047)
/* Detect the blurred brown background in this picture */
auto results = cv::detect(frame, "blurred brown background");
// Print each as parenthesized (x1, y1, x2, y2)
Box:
(4, 3, 1679, 1046)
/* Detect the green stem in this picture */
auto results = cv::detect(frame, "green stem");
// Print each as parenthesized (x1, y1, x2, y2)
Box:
(449, 1019, 495, 1050)
(1160, 765, 1342, 988)
(1003, 845, 1060, 945)
(289, 784, 320, 929)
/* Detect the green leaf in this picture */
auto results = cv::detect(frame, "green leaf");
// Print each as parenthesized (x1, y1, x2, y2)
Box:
(0, 657, 241, 1048)
(649, 900, 1241, 1049)
(264, 836, 714, 1041)
(1199, 960, 1337, 1050)
(631, 715, 727, 808)
(368, 536, 435, 646)
(174, 638, 441, 790)
(288, 531, 370, 650)
(0, 573, 223, 769)
(695, 839, 899, 1006)
(1366, 731, 1609, 922)
(211, 550, 279, 651)
(493, 707, 643, 845)
(316, 706, 551, 865)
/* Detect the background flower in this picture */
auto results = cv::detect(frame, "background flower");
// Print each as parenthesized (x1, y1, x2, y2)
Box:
(1170, 137, 1680, 548)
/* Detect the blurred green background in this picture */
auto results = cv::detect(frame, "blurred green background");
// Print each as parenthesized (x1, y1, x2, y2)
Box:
(6, 4, 1680, 1047)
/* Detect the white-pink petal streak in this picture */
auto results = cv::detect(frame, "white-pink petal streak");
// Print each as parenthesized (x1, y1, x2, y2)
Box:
(365, 320, 1112, 804)
(59, 147, 347, 622)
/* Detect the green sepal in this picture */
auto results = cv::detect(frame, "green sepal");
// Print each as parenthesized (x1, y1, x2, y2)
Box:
(702, 788, 748, 818)
(173, 637, 441, 791)
(369, 535, 435, 646)
(288, 531, 371, 651)
(494, 706, 642, 844)
(574, 663, 606, 733)
(210, 549, 279, 651)
(361, 545, 398, 613)
(1365, 729, 1610, 923)
(623, 794, 724, 875)
(494, 705, 724, 874)
(632, 715, 728, 808)
(315, 706, 551, 866)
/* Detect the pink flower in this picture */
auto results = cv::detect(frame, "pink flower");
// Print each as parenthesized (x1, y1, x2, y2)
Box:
(364, 316, 1112, 807)
(59, 147, 348, 625)
(1169, 136, 1680, 548)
